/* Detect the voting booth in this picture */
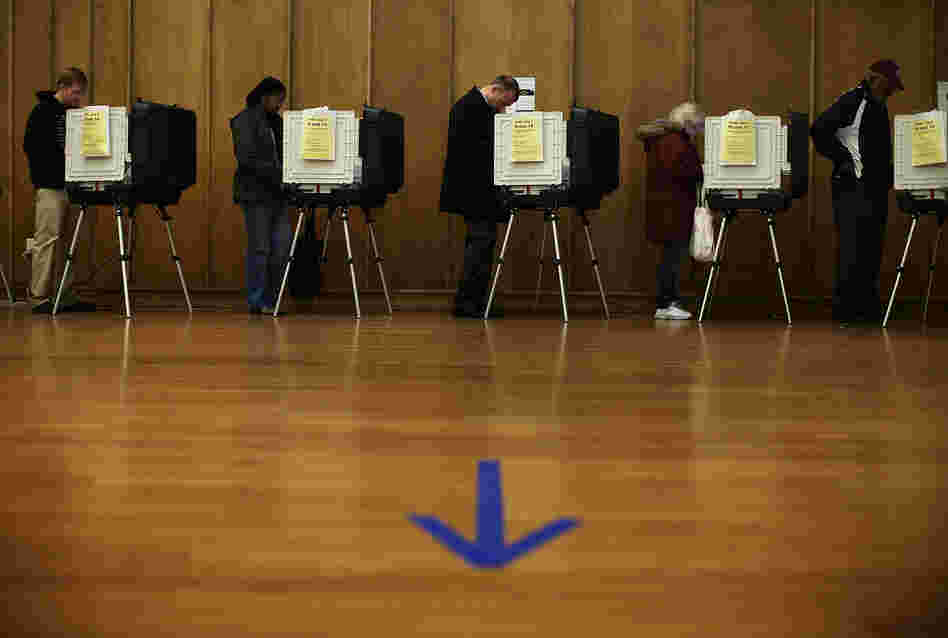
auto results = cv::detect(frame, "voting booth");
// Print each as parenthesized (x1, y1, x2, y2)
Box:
(60, 101, 196, 317)
(486, 105, 620, 322)
(883, 109, 948, 327)
(698, 109, 809, 325)
(277, 105, 405, 318)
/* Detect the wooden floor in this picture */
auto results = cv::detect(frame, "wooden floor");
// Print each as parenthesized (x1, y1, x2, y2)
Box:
(2, 306, 947, 637)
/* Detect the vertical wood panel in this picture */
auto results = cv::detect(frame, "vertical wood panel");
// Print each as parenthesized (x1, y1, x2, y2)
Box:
(698, 0, 811, 305)
(11, 0, 54, 288)
(576, 0, 692, 296)
(373, 0, 452, 292)
(132, 0, 210, 291)
(292, 0, 369, 294)
(1, 0, 11, 287)
(209, 0, 289, 290)
(818, 0, 933, 305)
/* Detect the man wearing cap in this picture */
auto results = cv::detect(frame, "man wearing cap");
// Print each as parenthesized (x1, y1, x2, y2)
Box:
(811, 59, 903, 325)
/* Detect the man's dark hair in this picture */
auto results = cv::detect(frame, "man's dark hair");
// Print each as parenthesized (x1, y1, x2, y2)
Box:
(488, 75, 520, 95)
(55, 67, 87, 91)
(246, 76, 287, 108)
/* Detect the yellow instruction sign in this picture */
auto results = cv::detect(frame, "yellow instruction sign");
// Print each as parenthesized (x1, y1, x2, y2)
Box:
(80, 106, 111, 157)
(511, 114, 543, 162)
(301, 114, 335, 161)
(719, 119, 756, 166)
(911, 117, 947, 167)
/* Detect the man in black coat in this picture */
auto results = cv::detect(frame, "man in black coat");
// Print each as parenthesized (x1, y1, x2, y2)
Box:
(441, 76, 519, 318)
(811, 59, 903, 325)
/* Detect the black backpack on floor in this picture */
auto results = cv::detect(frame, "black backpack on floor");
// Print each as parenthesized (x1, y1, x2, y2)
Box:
(289, 213, 323, 299)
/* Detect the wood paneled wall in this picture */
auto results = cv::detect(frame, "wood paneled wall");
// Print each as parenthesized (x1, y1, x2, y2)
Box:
(1, 0, 945, 305)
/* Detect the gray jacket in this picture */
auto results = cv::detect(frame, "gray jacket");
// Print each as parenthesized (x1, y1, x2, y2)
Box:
(230, 105, 283, 202)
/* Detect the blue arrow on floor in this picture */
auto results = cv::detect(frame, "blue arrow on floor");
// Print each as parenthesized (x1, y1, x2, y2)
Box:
(408, 460, 579, 569)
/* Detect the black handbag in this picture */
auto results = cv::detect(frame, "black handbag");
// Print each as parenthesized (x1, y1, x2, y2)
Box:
(289, 213, 323, 299)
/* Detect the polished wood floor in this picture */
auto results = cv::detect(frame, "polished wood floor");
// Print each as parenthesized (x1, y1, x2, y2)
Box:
(2, 307, 947, 637)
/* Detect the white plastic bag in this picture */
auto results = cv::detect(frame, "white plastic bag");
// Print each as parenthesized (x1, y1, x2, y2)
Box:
(690, 185, 714, 262)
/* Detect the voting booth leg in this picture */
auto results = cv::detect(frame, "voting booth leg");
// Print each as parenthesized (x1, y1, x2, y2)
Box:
(115, 204, 133, 318)
(127, 207, 138, 285)
(548, 209, 569, 323)
(698, 211, 731, 323)
(484, 209, 517, 320)
(364, 210, 393, 316)
(579, 210, 610, 320)
(883, 213, 920, 328)
(274, 205, 307, 317)
(532, 221, 549, 312)
(340, 207, 361, 319)
(1, 263, 13, 303)
(922, 216, 944, 324)
(158, 206, 193, 313)
(52, 204, 87, 315)
(766, 212, 792, 325)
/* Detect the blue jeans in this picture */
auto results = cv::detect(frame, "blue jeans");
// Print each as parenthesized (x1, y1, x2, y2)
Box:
(241, 201, 291, 309)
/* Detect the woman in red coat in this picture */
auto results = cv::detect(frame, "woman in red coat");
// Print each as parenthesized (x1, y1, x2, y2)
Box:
(636, 103, 704, 319)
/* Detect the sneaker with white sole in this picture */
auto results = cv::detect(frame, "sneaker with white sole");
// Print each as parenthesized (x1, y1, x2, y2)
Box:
(655, 302, 692, 320)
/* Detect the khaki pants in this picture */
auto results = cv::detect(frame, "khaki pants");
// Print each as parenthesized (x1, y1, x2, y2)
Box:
(30, 188, 79, 308)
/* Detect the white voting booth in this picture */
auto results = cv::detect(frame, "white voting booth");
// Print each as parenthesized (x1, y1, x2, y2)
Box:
(884, 109, 948, 326)
(277, 107, 393, 318)
(700, 109, 796, 324)
(282, 108, 362, 191)
(61, 105, 192, 317)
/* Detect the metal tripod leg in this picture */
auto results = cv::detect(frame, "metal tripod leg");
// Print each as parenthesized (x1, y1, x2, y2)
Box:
(883, 213, 919, 328)
(115, 204, 132, 318)
(532, 221, 549, 311)
(157, 206, 193, 313)
(364, 209, 393, 315)
(127, 207, 138, 284)
(340, 206, 361, 319)
(922, 215, 944, 324)
(549, 209, 569, 323)
(484, 209, 517, 320)
(579, 210, 610, 319)
(1, 263, 13, 303)
(52, 204, 87, 315)
(766, 211, 792, 325)
(698, 211, 731, 323)
(274, 205, 307, 317)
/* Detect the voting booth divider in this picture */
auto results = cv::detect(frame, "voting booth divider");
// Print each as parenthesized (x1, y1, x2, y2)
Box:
(486, 107, 620, 323)
(883, 109, 948, 327)
(276, 105, 404, 318)
(698, 109, 809, 325)
(60, 100, 197, 318)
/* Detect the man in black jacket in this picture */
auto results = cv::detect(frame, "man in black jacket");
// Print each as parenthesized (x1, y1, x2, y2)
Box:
(811, 59, 903, 325)
(23, 67, 96, 313)
(441, 76, 519, 318)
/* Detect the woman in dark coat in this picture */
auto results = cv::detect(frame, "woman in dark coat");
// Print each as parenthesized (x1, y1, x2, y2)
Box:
(230, 77, 290, 314)
(636, 102, 704, 320)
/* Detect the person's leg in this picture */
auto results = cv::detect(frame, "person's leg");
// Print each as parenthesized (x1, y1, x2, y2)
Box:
(455, 217, 496, 314)
(30, 189, 78, 310)
(657, 240, 688, 309)
(266, 202, 292, 309)
(832, 179, 871, 322)
(242, 202, 271, 311)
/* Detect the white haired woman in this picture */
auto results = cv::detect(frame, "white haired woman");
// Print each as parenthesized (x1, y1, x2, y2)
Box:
(636, 102, 704, 319)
